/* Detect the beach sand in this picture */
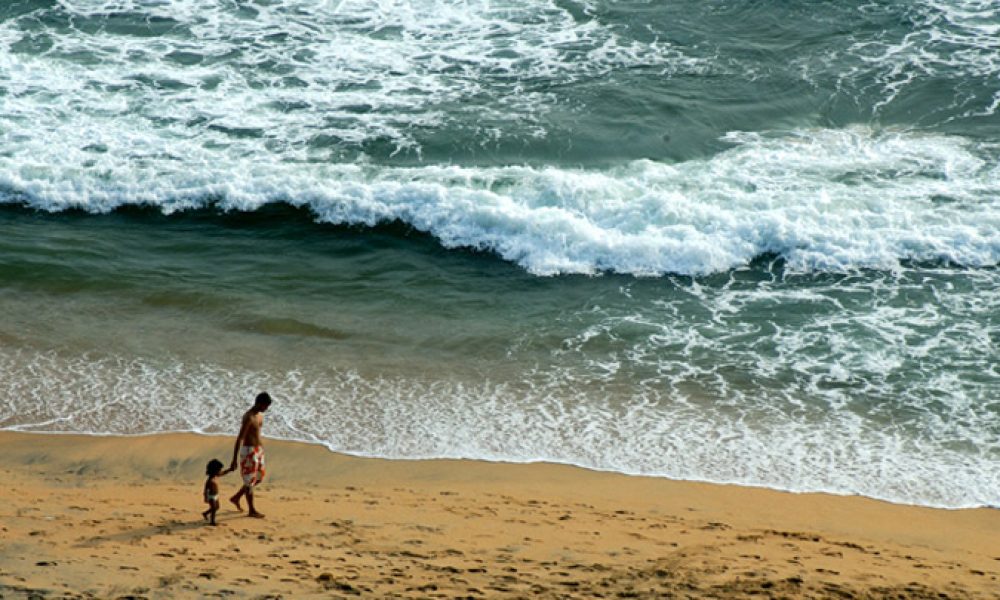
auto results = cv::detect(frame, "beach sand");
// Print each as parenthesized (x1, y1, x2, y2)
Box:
(1, 431, 997, 599)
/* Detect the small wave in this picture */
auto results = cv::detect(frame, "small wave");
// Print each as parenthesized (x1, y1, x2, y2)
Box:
(1, 126, 998, 276)
(228, 317, 350, 340)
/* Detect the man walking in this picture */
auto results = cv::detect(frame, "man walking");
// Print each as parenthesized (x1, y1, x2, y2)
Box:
(229, 392, 272, 518)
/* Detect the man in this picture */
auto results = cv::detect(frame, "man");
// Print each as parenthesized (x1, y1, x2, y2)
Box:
(229, 392, 271, 518)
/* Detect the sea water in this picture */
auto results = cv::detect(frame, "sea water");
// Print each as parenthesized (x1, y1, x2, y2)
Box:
(0, 0, 997, 508)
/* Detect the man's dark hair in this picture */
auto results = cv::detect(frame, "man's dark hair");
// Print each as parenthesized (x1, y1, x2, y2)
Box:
(255, 391, 273, 407)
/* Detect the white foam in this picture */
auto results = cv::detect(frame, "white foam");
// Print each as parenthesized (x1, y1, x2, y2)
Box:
(820, 0, 1000, 119)
(0, 345, 997, 509)
(1, 0, 702, 155)
(1, 125, 998, 275)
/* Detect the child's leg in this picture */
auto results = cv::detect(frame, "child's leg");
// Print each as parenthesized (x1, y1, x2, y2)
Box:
(209, 500, 220, 525)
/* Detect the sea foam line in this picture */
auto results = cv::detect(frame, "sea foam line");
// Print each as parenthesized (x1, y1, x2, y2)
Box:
(0, 347, 997, 509)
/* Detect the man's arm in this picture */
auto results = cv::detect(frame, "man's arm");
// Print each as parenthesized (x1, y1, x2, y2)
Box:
(231, 414, 250, 470)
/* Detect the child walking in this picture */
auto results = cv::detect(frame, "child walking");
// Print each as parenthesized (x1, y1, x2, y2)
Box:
(202, 459, 232, 525)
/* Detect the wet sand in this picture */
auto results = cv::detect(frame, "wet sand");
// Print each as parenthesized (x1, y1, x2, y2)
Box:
(1, 431, 997, 599)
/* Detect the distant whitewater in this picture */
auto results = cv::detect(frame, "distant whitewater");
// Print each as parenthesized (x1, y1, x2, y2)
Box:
(0, 0, 997, 508)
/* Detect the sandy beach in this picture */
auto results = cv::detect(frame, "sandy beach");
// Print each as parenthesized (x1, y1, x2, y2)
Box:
(1, 431, 997, 599)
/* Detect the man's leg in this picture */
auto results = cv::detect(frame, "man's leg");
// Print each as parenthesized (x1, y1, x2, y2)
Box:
(230, 486, 246, 511)
(246, 487, 264, 518)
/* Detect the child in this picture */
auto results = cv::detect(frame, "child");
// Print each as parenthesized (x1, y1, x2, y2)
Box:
(202, 459, 231, 525)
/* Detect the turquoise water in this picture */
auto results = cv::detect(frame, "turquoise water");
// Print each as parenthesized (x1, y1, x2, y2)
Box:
(0, 0, 998, 507)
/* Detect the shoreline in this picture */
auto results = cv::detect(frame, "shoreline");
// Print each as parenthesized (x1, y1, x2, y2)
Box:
(2, 430, 998, 598)
(5, 428, 985, 512)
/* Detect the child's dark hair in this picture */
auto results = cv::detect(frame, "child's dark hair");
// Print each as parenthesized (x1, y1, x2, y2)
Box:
(206, 458, 225, 476)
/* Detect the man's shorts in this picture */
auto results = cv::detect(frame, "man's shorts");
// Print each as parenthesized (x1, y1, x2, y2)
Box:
(238, 445, 266, 487)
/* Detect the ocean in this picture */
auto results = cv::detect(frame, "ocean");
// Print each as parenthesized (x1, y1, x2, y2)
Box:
(0, 0, 997, 508)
